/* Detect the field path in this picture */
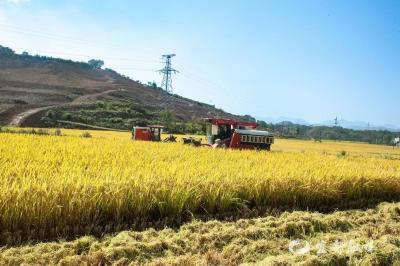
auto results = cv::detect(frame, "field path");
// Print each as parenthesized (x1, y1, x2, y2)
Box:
(8, 89, 122, 126)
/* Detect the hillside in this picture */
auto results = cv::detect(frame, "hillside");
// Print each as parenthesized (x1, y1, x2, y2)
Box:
(0, 45, 245, 131)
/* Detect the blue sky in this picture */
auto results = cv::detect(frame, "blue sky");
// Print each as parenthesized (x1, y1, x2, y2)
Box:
(0, 0, 399, 126)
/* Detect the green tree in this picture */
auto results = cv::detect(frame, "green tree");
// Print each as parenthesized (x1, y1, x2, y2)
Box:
(147, 81, 158, 89)
(257, 120, 268, 128)
(0, 45, 15, 56)
(88, 59, 104, 69)
(242, 114, 256, 122)
(160, 110, 175, 132)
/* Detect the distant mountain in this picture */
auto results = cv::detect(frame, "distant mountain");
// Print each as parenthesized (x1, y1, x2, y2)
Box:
(257, 116, 400, 132)
(317, 119, 400, 132)
(256, 116, 311, 126)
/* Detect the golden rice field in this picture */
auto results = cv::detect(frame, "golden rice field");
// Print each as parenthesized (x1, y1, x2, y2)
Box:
(0, 129, 400, 247)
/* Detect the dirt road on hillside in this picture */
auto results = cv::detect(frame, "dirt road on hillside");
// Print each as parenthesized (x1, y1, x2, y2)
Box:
(8, 89, 123, 127)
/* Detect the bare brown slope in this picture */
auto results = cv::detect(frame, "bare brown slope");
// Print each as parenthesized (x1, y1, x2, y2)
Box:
(0, 52, 241, 126)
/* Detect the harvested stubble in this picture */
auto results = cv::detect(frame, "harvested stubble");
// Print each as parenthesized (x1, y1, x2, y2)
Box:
(0, 202, 399, 265)
(0, 133, 400, 244)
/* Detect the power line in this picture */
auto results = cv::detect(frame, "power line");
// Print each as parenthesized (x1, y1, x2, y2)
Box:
(0, 24, 232, 95)
(175, 58, 211, 78)
(114, 67, 157, 71)
(178, 73, 219, 95)
(0, 24, 228, 85)
(0, 24, 127, 51)
(174, 59, 231, 93)
(181, 69, 224, 90)
(178, 69, 233, 95)
(0, 24, 160, 64)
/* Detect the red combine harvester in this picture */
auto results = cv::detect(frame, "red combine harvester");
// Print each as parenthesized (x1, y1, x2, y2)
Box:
(132, 125, 163, 141)
(203, 118, 274, 150)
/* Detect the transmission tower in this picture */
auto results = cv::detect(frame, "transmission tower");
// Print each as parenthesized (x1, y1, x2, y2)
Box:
(334, 117, 339, 127)
(158, 54, 179, 93)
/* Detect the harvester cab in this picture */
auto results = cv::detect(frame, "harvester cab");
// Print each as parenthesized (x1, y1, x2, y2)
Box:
(203, 118, 274, 150)
(132, 125, 163, 142)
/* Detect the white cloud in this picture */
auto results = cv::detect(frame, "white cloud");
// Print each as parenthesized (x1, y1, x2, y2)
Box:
(7, 0, 30, 4)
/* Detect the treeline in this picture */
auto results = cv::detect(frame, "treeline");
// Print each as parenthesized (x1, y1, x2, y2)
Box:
(257, 121, 399, 145)
(41, 101, 206, 135)
(0, 45, 102, 70)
